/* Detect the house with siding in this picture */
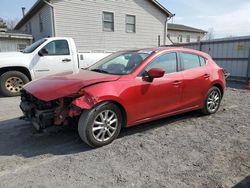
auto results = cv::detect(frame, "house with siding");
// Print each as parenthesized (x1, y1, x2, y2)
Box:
(15, 0, 173, 52)
(167, 23, 207, 44)
(0, 18, 32, 52)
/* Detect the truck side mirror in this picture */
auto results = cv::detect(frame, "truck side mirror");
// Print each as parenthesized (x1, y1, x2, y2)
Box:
(38, 48, 48, 56)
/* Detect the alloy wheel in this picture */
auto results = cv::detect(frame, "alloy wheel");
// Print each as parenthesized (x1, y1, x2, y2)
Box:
(207, 90, 220, 113)
(92, 110, 118, 142)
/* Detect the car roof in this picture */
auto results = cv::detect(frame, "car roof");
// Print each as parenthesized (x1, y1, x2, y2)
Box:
(120, 47, 210, 59)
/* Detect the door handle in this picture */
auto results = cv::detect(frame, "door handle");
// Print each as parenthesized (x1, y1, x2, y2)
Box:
(172, 80, 182, 87)
(203, 74, 210, 79)
(62, 58, 71, 62)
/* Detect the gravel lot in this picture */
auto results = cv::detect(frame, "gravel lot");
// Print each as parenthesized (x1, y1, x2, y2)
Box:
(0, 86, 249, 188)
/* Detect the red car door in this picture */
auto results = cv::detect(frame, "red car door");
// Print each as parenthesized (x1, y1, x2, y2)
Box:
(180, 52, 211, 109)
(123, 52, 183, 125)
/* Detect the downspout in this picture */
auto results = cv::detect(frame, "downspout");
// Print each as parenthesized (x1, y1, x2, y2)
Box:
(43, 0, 56, 37)
(164, 14, 175, 45)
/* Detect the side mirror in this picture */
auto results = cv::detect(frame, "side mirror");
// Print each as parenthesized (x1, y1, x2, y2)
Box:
(38, 48, 48, 56)
(143, 68, 165, 82)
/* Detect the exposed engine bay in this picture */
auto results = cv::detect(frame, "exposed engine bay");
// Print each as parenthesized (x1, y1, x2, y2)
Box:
(20, 90, 82, 130)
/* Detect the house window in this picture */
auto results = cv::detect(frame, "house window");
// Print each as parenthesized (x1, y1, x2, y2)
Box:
(17, 44, 27, 51)
(39, 13, 43, 33)
(186, 35, 190, 43)
(197, 36, 201, 42)
(103, 12, 114, 32)
(25, 25, 28, 32)
(126, 15, 136, 33)
(178, 35, 183, 43)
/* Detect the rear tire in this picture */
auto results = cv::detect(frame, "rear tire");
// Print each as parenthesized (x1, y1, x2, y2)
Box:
(201, 86, 222, 115)
(0, 71, 29, 97)
(78, 102, 122, 147)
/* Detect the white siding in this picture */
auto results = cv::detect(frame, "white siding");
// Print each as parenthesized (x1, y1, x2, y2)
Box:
(0, 38, 31, 52)
(52, 0, 168, 52)
(168, 30, 206, 44)
(20, 5, 53, 41)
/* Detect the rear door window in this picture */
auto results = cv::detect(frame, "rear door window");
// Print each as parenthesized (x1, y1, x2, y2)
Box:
(181, 53, 201, 70)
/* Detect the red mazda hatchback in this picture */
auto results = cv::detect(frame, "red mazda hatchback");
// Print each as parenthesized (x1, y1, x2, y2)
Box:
(20, 48, 226, 147)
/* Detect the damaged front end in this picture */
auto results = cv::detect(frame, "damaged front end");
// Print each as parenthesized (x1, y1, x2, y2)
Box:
(20, 90, 91, 131)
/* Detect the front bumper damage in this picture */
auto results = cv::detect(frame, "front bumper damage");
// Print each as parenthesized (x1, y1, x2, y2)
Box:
(20, 90, 82, 131)
(20, 101, 54, 130)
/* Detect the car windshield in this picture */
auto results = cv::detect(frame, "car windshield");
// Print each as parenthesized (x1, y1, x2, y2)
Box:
(88, 50, 153, 75)
(22, 38, 47, 53)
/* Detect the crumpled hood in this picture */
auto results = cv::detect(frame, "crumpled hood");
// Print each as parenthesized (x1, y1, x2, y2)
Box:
(24, 69, 120, 101)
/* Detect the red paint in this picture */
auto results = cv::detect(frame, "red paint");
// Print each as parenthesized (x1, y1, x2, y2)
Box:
(23, 69, 120, 101)
(147, 68, 165, 78)
(23, 48, 226, 127)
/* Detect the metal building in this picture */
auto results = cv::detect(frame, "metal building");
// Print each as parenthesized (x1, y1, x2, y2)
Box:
(166, 36, 250, 81)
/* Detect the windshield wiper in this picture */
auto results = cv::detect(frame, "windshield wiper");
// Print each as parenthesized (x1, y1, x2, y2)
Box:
(91, 69, 110, 74)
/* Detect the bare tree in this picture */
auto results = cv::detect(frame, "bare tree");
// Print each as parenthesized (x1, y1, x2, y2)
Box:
(0, 18, 7, 28)
(205, 28, 215, 40)
(0, 18, 7, 32)
(5, 18, 19, 30)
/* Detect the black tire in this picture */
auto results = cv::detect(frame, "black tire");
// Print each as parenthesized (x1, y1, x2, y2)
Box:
(0, 71, 29, 97)
(78, 102, 122, 147)
(201, 86, 222, 115)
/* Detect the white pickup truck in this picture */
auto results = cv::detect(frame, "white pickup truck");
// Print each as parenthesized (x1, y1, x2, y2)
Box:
(0, 37, 110, 97)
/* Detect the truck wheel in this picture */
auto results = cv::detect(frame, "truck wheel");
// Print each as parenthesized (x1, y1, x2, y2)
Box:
(0, 71, 29, 97)
(78, 102, 122, 148)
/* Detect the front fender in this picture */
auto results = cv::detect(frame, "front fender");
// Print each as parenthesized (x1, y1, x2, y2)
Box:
(72, 92, 97, 109)
(72, 93, 125, 110)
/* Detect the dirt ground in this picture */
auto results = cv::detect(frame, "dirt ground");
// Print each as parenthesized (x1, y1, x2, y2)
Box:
(0, 86, 249, 188)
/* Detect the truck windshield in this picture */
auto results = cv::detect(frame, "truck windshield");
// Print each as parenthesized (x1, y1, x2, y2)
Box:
(89, 50, 153, 75)
(22, 38, 47, 53)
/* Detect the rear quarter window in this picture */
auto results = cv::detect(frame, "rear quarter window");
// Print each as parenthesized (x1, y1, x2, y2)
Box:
(199, 56, 207, 66)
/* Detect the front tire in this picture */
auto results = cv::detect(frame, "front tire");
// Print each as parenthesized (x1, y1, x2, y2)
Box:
(0, 71, 29, 97)
(201, 86, 222, 115)
(78, 102, 122, 147)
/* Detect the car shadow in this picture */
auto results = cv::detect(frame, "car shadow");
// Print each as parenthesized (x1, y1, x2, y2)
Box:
(0, 111, 201, 158)
(0, 118, 91, 158)
(232, 175, 250, 188)
(119, 110, 202, 138)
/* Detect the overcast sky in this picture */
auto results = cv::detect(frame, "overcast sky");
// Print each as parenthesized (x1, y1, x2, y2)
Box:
(0, 0, 249, 38)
